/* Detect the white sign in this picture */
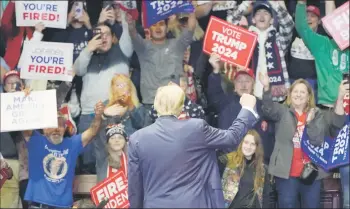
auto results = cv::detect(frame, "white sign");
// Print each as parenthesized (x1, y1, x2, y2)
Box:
(212, 1, 237, 11)
(15, 1, 68, 29)
(20, 41, 74, 82)
(0, 90, 58, 132)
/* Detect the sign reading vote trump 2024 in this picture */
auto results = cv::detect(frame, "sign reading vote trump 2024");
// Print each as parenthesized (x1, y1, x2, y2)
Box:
(302, 122, 350, 170)
(0, 90, 58, 132)
(203, 16, 258, 68)
(322, 1, 349, 50)
(20, 41, 74, 82)
(90, 171, 129, 208)
(15, 1, 68, 29)
(142, 0, 194, 28)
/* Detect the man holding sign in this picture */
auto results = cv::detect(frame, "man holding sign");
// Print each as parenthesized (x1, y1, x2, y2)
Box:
(127, 8, 196, 125)
(228, 1, 294, 102)
(21, 100, 104, 208)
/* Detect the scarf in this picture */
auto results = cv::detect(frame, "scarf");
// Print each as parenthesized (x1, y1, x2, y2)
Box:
(184, 46, 197, 103)
(222, 162, 265, 208)
(249, 26, 287, 100)
(107, 152, 127, 178)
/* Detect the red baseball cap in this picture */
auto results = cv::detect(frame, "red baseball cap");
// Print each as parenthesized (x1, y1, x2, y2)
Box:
(233, 69, 255, 80)
(3, 70, 20, 83)
(307, 5, 321, 17)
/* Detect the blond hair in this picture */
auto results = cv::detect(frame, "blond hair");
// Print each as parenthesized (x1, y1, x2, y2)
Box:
(284, 79, 316, 112)
(154, 85, 185, 116)
(106, 74, 140, 108)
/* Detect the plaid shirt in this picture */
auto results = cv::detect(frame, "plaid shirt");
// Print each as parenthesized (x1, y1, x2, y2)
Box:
(228, 2, 294, 101)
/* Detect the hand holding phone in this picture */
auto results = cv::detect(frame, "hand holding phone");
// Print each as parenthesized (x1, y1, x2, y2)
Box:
(93, 28, 102, 39)
(74, 1, 84, 19)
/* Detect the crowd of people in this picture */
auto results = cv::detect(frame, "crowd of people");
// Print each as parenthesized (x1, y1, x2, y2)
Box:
(0, 0, 349, 208)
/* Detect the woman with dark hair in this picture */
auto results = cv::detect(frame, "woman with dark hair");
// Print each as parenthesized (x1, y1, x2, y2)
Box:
(1, 2, 44, 70)
(221, 130, 271, 208)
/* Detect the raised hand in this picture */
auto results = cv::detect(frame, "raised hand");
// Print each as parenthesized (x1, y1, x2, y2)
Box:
(87, 34, 103, 52)
(240, 93, 257, 110)
(259, 72, 270, 92)
(98, 7, 115, 24)
(79, 11, 92, 29)
(306, 108, 316, 124)
(94, 100, 105, 118)
(35, 22, 45, 33)
(209, 53, 221, 73)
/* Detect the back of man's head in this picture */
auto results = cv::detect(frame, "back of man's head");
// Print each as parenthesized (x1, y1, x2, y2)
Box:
(154, 85, 185, 117)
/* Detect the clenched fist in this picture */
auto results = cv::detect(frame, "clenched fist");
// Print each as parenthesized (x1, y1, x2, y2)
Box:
(94, 101, 105, 118)
(240, 93, 257, 110)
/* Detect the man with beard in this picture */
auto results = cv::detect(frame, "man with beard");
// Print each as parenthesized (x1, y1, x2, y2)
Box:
(21, 101, 104, 208)
(126, 11, 197, 125)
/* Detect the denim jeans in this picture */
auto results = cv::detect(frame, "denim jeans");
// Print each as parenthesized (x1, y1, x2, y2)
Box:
(340, 165, 350, 209)
(77, 114, 96, 174)
(275, 177, 321, 208)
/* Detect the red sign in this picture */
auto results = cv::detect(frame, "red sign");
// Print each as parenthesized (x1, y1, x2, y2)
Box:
(203, 16, 258, 68)
(0, 168, 9, 189)
(322, 1, 349, 50)
(90, 171, 129, 208)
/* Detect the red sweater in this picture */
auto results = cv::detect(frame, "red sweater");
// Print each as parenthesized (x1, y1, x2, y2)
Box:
(1, 2, 33, 70)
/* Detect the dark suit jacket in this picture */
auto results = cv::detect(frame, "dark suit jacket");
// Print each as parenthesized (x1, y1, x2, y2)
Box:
(128, 108, 257, 208)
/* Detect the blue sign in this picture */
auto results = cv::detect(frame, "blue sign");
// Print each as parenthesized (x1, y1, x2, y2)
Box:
(142, 0, 194, 28)
(302, 122, 350, 170)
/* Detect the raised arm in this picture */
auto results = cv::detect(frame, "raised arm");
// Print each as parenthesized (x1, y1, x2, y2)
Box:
(295, 1, 329, 54)
(227, 1, 252, 25)
(325, 0, 336, 16)
(259, 73, 284, 121)
(195, 1, 213, 19)
(73, 34, 101, 76)
(126, 14, 146, 54)
(128, 137, 144, 208)
(270, 0, 295, 55)
(207, 53, 229, 111)
(176, 12, 196, 52)
(203, 94, 258, 152)
(81, 101, 104, 147)
(118, 12, 133, 58)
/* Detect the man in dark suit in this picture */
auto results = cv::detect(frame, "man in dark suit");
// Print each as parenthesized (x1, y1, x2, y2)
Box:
(128, 84, 258, 208)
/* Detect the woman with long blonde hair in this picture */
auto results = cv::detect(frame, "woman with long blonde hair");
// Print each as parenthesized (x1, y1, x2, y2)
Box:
(222, 130, 270, 208)
(95, 74, 146, 182)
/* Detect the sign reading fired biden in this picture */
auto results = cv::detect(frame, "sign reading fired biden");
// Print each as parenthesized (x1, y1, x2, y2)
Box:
(203, 16, 258, 68)
(20, 41, 74, 82)
(90, 171, 129, 208)
(15, 1, 68, 29)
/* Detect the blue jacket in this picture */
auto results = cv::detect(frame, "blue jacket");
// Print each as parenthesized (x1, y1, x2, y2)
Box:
(207, 73, 275, 164)
(128, 109, 257, 208)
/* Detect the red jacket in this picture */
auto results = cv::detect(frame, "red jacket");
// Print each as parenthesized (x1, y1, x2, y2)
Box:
(1, 2, 33, 70)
